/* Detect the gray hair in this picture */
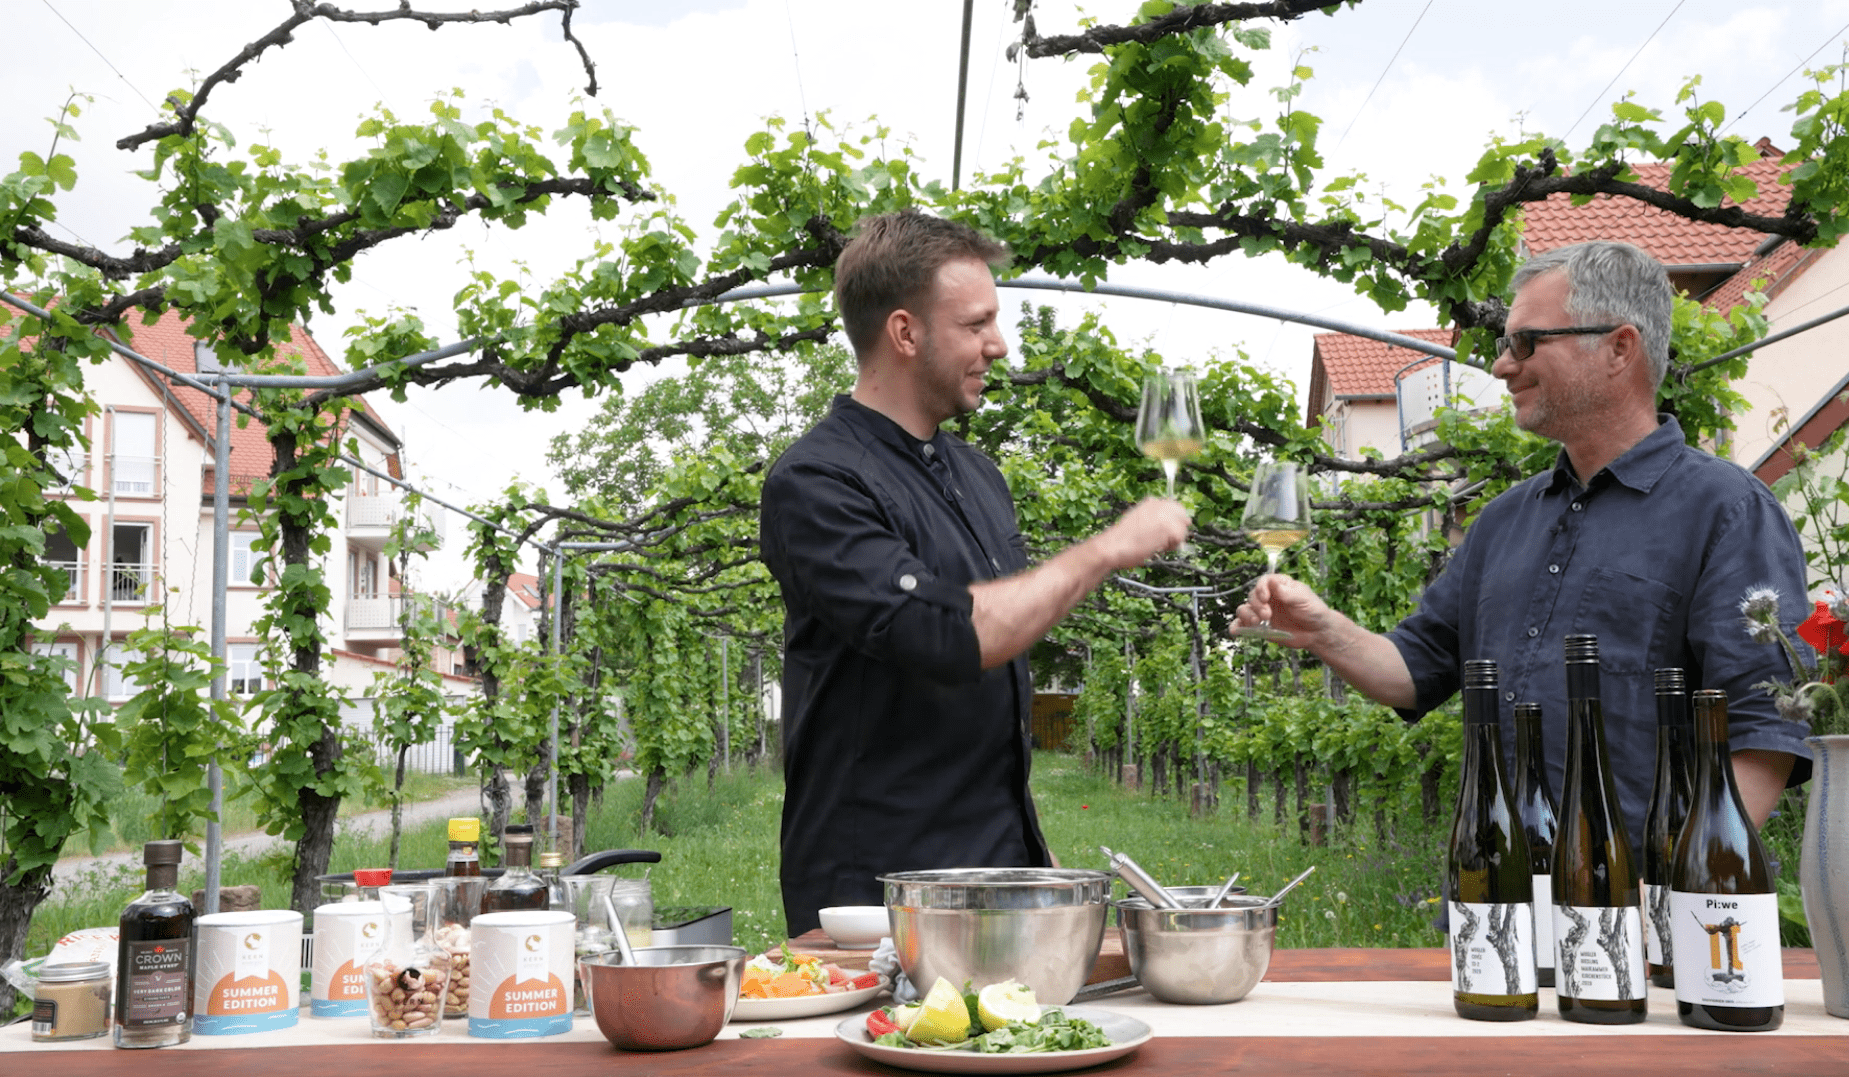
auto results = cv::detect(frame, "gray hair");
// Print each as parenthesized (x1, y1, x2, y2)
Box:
(1511, 241, 1672, 387)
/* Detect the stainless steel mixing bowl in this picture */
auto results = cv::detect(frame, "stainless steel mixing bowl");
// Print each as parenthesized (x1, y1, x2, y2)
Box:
(581, 945, 746, 1050)
(1115, 894, 1277, 1004)
(880, 868, 1110, 1005)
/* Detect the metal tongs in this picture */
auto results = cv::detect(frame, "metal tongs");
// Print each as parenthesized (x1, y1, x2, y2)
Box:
(1100, 845, 1181, 909)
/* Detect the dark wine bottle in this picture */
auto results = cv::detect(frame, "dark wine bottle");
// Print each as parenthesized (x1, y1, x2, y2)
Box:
(1644, 668, 1693, 989)
(1447, 660, 1538, 1021)
(1669, 690, 1784, 1031)
(1553, 634, 1647, 1024)
(482, 823, 548, 912)
(1511, 701, 1558, 989)
(113, 840, 194, 1048)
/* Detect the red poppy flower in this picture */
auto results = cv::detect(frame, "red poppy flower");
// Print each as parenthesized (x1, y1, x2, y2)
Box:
(1797, 600, 1849, 683)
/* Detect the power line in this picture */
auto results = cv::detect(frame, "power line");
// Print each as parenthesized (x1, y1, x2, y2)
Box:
(40, 0, 159, 113)
(1562, 0, 1687, 141)
(319, 20, 390, 104)
(1333, 0, 1434, 150)
(1723, 28, 1849, 136)
(783, 0, 811, 129)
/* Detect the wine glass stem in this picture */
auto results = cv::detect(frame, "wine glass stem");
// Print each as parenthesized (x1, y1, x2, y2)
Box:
(1161, 459, 1179, 498)
(1265, 549, 1282, 575)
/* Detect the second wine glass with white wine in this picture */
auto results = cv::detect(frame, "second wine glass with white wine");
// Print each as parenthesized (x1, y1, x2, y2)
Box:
(1235, 459, 1312, 640)
(1136, 368, 1205, 497)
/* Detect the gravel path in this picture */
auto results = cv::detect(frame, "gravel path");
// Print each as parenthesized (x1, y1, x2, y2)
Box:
(50, 785, 489, 894)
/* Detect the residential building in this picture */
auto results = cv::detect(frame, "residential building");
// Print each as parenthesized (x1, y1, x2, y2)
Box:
(32, 307, 476, 721)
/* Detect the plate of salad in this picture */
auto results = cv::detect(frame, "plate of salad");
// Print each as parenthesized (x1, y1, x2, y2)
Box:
(731, 943, 889, 1021)
(833, 977, 1151, 1074)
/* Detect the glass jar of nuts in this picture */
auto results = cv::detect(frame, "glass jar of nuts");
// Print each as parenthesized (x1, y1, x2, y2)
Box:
(364, 884, 451, 1038)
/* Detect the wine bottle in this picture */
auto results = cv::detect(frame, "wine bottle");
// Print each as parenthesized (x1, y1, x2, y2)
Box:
(1447, 660, 1538, 1021)
(1511, 701, 1558, 989)
(1669, 690, 1784, 1031)
(114, 840, 194, 1048)
(1643, 668, 1693, 989)
(1553, 634, 1647, 1023)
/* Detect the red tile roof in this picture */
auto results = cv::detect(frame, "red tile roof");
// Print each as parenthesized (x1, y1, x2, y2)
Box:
(1699, 235, 1822, 314)
(1311, 329, 1457, 399)
(1520, 160, 1793, 267)
(109, 309, 396, 491)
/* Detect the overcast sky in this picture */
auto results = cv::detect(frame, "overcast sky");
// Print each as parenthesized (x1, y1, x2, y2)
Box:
(9, 0, 1849, 587)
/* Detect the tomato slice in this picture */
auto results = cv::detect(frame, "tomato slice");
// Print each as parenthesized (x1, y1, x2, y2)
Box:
(849, 972, 881, 990)
(867, 1009, 901, 1037)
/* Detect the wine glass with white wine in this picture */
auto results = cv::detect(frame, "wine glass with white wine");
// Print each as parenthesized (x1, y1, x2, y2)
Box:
(1234, 459, 1312, 641)
(1136, 368, 1205, 497)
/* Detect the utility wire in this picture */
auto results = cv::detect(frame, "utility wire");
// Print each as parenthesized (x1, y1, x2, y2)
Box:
(319, 20, 390, 104)
(40, 0, 159, 113)
(783, 0, 811, 129)
(1562, 0, 1686, 141)
(1333, 0, 1434, 150)
(1723, 29, 1849, 136)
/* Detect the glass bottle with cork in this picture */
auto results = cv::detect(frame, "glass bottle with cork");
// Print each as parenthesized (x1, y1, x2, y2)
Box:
(483, 824, 548, 912)
(114, 839, 195, 1048)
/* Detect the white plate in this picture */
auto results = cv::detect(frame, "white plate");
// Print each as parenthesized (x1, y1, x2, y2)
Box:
(832, 1005, 1152, 1074)
(732, 978, 889, 1021)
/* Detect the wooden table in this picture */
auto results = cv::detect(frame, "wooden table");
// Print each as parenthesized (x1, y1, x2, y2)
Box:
(7, 948, 1843, 1076)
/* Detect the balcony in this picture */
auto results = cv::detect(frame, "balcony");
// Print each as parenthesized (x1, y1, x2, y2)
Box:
(344, 593, 458, 648)
(48, 558, 86, 604)
(108, 562, 154, 604)
(45, 450, 87, 493)
(346, 490, 445, 551)
(111, 455, 160, 497)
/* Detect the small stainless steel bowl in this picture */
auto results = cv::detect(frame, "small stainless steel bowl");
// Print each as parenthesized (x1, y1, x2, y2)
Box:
(1115, 894, 1277, 1005)
(1157, 884, 1250, 903)
(581, 945, 747, 1050)
(881, 868, 1110, 1005)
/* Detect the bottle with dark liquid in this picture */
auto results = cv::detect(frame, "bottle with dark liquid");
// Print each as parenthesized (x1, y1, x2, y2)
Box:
(1669, 690, 1784, 1031)
(1553, 634, 1647, 1024)
(483, 824, 548, 912)
(445, 817, 481, 876)
(1447, 660, 1537, 1021)
(114, 840, 194, 1048)
(1644, 668, 1693, 989)
(1511, 701, 1558, 989)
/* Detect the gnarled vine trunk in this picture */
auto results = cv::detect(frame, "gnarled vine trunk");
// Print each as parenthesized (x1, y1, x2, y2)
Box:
(0, 862, 51, 1014)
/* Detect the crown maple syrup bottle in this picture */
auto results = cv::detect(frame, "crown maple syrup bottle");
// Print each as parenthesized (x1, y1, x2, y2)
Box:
(113, 840, 195, 1048)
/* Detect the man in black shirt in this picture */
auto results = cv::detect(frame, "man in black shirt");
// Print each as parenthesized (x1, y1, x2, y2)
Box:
(761, 210, 1189, 936)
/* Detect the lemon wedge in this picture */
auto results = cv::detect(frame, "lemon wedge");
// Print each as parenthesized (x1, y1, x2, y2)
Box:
(905, 977, 972, 1045)
(976, 980, 1040, 1031)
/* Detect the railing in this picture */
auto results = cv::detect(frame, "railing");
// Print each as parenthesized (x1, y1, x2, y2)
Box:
(111, 455, 159, 496)
(109, 562, 155, 603)
(46, 450, 87, 492)
(370, 721, 467, 776)
(346, 594, 401, 631)
(346, 490, 447, 546)
(48, 558, 85, 604)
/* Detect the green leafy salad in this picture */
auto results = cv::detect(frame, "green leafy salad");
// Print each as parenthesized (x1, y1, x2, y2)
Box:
(864, 977, 1112, 1054)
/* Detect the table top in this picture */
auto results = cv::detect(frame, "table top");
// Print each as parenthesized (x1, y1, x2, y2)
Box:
(7, 948, 1843, 1076)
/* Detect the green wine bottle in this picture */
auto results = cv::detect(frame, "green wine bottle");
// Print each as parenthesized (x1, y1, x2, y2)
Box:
(1511, 701, 1558, 989)
(1669, 690, 1784, 1031)
(1448, 660, 1538, 1021)
(1643, 668, 1693, 989)
(1553, 634, 1647, 1024)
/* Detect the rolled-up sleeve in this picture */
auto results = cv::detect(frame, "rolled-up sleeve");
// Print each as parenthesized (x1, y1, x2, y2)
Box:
(762, 458, 983, 685)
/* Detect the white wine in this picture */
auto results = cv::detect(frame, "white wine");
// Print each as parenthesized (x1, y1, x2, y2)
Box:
(1247, 527, 1309, 555)
(1139, 436, 1204, 461)
(1511, 702, 1558, 989)
(1669, 690, 1784, 1032)
(1554, 634, 1647, 1024)
(1644, 668, 1693, 989)
(1447, 660, 1538, 1021)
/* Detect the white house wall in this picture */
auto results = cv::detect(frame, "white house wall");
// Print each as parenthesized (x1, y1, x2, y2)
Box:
(1732, 243, 1849, 469)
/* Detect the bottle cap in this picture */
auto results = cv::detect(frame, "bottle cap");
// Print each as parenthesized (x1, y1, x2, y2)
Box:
(1562, 634, 1599, 663)
(1513, 702, 1541, 720)
(353, 868, 393, 887)
(448, 817, 481, 842)
(144, 839, 183, 866)
(505, 823, 534, 838)
(1654, 667, 1687, 693)
(1463, 658, 1498, 689)
(36, 961, 110, 983)
(538, 852, 565, 868)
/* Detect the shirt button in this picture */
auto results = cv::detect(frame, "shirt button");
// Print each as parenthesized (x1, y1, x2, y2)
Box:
(990, 557, 1000, 571)
(1571, 502, 1584, 512)
(1527, 627, 1539, 637)
(921, 444, 935, 459)
(1505, 692, 1516, 702)
(1548, 564, 1559, 574)
(899, 574, 917, 591)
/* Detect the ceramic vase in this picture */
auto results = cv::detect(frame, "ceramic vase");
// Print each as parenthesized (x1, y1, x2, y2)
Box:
(1801, 733, 1849, 1018)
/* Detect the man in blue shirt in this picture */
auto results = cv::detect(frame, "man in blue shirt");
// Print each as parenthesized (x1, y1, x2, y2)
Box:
(1236, 240, 1809, 837)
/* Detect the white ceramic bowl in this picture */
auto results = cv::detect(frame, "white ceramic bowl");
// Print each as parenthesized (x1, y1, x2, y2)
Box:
(818, 905, 889, 949)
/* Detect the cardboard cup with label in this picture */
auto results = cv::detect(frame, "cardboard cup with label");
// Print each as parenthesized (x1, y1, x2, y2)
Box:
(193, 910, 303, 1035)
(467, 910, 574, 1038)
(311, 900, 402, 1017)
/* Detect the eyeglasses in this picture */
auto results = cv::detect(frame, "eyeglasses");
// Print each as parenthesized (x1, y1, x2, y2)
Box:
(1493, 325, 1622, 361)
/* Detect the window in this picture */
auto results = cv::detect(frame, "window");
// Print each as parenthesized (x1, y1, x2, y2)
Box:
(111, 522, 154, 603)
(227, 643, 262, 695)
(109, 411, 158, 495)
(356, 556, 379, 599)
(231, 532, 260, 585)
(102, 650, 140, 701)
(45, 522, 84, 604)
(194, 339, 225, 374)
(32, 641, 80, 693)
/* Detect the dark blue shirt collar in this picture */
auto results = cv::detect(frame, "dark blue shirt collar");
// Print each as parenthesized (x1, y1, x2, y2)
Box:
(833, 394, 952, 464)
(1540, 413, 1685, 497)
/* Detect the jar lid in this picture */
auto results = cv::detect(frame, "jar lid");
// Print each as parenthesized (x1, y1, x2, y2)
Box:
(353, 868, 393, 887)
(538, 852, 564, 868)
(447, 817, 481, 841)
(37, 961, 110, 983)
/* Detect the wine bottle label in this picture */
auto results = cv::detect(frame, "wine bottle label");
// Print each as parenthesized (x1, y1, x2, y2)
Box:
(1668, 891, 1784, 1008)
(1554, 904, 1646, 1001)
(1531, 875, 1554, 972)
(1644, 882, 1674, 967)
(122, 937, 192, 1026)
(1449, 902, 1537, 995)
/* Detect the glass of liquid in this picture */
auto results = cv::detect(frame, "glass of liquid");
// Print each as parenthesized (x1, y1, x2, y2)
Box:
(1233, 458, 1312, 641)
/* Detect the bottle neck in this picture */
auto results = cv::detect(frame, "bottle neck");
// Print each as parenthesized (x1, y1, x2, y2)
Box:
(1565, 658, 1600, 702)
(1691, 693, 1733, 800)
(504, 842, 533, 870)
(1655, 690, 1689, 731)
(145, 864, 179, 893)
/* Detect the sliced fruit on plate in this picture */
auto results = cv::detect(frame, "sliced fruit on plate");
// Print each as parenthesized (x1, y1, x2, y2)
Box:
(906, 977, 973, 1045)
(976, 980, 1039, 1031)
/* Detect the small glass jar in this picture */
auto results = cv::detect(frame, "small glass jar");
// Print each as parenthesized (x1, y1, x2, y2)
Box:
(364, 884, 450, 1038)
(606, 878, 654, 948)
(32, 961, 112, 1042)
